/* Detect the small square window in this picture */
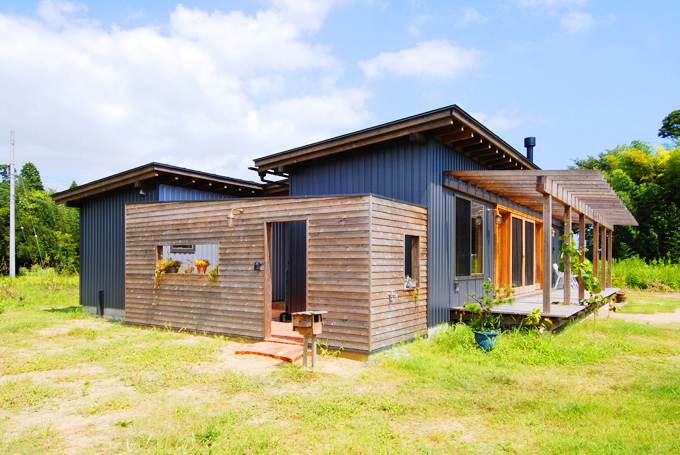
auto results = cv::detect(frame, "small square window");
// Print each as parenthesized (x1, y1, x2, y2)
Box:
(170, 245, 195, 254)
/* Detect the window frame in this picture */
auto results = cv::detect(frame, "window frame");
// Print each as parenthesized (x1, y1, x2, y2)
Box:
(455, 196, 485, 278)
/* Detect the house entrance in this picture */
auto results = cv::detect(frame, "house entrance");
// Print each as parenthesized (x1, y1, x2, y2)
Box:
(264, 221, 307, 340)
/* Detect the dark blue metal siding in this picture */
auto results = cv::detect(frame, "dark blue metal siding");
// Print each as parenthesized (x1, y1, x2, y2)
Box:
(289, 136, 495, 328)
(158, 184, 236, 201)
(80, 185, 158, 310)
(290, 137, 429, 206)
(427, 140, 490, 325)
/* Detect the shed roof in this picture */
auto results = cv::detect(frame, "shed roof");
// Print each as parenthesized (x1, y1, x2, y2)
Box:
(253, 105, 540, 174)
(51, 162, 275, 206)
(445, 170, 637, 230)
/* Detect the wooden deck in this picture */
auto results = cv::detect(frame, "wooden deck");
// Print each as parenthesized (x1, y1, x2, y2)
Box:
(452, 287, 620, 321)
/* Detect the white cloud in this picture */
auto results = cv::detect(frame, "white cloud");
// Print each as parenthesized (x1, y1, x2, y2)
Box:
(515, 0, 588, 7)
(358, 40, 481, 80)
(36, 0, 91, 28)
(470, 108, 534, 132)
(560, 11, 595, 33)
(0, 0, 371, 188)
(407, 14, 430, 36)
(460, 7, 488, 25)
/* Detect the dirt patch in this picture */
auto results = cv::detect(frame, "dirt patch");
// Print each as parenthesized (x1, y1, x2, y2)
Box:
(35, 318, 111, 337)
(606, 307, 680, 324)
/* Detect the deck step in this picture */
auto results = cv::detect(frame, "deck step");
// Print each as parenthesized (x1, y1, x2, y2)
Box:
(235, 341, 305, 363)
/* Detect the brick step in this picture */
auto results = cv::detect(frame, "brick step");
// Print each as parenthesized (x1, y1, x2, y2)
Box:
(235, 341, 306, 363)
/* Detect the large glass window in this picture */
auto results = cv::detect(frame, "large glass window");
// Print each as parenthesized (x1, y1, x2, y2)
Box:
(511, 218, 536, 288)
(456, 198, 484, 277)
(524, 221, 535, 285)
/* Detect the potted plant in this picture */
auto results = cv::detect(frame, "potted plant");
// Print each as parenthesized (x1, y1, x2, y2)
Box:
(615, 290, 627, 303)
(193, 259, 210, 274)
(404, 275, 417, 289)
(463, 279, 515, 351)
(156, 259, 181, 275)
(154, 259, 181, 302)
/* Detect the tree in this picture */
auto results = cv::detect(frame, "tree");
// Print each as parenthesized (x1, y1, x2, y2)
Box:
(659, 110, 680, 143)
(0, 162, 79, 273)
(20, 162, 44, 192)
(572, 140, 680, 263)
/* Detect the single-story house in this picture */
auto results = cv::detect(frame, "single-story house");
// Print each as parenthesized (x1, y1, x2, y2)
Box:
(53, 104, 636, 353)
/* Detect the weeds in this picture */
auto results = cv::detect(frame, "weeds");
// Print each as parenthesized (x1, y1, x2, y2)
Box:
(1, 274, 680, 454)
(613, 256, 680, 290)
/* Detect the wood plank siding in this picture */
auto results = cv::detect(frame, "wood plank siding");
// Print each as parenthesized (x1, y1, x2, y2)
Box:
(125, 195, 427, 353)
(369, 197, 428, 351)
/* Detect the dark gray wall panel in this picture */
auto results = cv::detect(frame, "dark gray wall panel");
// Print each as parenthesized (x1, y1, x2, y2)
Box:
(80, 185, 158, 310)
(158, 184, 235, 201)
(289, 135, 493, 327)
(270, 223, 286, 302)
(290, 137, 429, 206)
(427, 140, 492, 324)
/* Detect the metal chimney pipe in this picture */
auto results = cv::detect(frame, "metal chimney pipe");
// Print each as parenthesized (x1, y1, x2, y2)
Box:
(524, 137, 536, 162)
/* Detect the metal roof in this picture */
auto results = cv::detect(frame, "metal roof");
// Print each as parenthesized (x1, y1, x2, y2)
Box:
(444, 170, 637, 230)
(254, 105, 540, 174)
(51, 162, 269, 206)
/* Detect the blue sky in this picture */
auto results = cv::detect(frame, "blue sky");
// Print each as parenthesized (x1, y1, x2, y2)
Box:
(0, 0, 678, 191)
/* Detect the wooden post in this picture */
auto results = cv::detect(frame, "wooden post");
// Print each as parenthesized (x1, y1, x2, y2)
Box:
(601, 228, 606, 289)
(578, 214, 585, 300)
(563, 205, 572, 305)
(593, 223, 599, 280)
(540, 178, 552, 313)
(302, 334, 309, 367)
(607, 228, 613, 288)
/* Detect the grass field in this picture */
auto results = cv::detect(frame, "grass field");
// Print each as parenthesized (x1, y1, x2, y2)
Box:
(1, 269, 679, 454)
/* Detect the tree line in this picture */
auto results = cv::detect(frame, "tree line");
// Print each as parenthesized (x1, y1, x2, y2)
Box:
(0, 163, 79, 274)
(572, 110, 680, 263)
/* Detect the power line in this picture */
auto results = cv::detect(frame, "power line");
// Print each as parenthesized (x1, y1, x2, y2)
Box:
(18, 174, 44, 268)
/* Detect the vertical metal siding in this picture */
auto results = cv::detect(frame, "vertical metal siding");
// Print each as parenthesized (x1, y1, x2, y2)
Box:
(290, 137, 429, 206)
(427, 140, 489, 325)
(270, 223, 286, 302)
(289, 136, 492, 327)
(288, 221, 307, 313)
(158, 184, 236, 201)
(80, 185, 158, 310)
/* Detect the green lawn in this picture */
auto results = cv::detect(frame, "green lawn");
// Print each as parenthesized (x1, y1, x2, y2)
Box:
(1, 269, 679, 454)
(619, 291, 680, 314)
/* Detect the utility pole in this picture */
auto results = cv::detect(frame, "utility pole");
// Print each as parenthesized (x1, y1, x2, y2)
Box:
(9, 131, 15, 278)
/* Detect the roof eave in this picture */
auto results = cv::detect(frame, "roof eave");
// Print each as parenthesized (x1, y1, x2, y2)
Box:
(253, 105, 539, 172)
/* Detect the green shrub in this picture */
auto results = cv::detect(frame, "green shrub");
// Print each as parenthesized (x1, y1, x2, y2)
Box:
(612, 256, 680, 290)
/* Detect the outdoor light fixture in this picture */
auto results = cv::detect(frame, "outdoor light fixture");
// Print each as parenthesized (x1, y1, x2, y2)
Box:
(227, 208, 244, 228)
(551, 228, 556, 238)
(493, 208, 502, 225)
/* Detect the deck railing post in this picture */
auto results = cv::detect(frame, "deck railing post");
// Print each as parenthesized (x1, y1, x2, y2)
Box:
(593, 223, 599, 281)
(539, 176, 552, 314)
(579, 214, 585, 300)
(607, 228, 613, 288)
(601, 228, 606, 289)
(563, 205, 572, 305)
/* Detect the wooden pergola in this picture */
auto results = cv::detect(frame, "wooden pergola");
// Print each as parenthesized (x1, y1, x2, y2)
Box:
(445, 170, 638, 312)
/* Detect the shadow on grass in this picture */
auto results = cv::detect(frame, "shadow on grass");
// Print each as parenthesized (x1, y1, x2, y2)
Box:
(42, 306, 82, 314)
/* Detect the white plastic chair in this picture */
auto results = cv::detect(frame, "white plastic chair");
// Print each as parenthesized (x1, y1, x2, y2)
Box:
(553, 263, 578, 289)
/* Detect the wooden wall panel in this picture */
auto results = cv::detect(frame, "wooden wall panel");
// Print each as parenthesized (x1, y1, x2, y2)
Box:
(125, 195, 427, 353)
(369, 197, 428, 351)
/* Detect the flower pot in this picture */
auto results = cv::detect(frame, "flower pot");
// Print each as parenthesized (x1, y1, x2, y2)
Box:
(196, 265, 208, 274)
(473, 330, 499, 351)
(615, 293, 627, 303)
(165, 265, 179, 274)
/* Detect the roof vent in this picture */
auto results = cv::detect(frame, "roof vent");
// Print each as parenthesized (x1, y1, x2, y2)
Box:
(524, 137, 536, 162)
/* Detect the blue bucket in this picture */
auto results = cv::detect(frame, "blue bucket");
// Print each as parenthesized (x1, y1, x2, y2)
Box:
(473, 330, 499, 351)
